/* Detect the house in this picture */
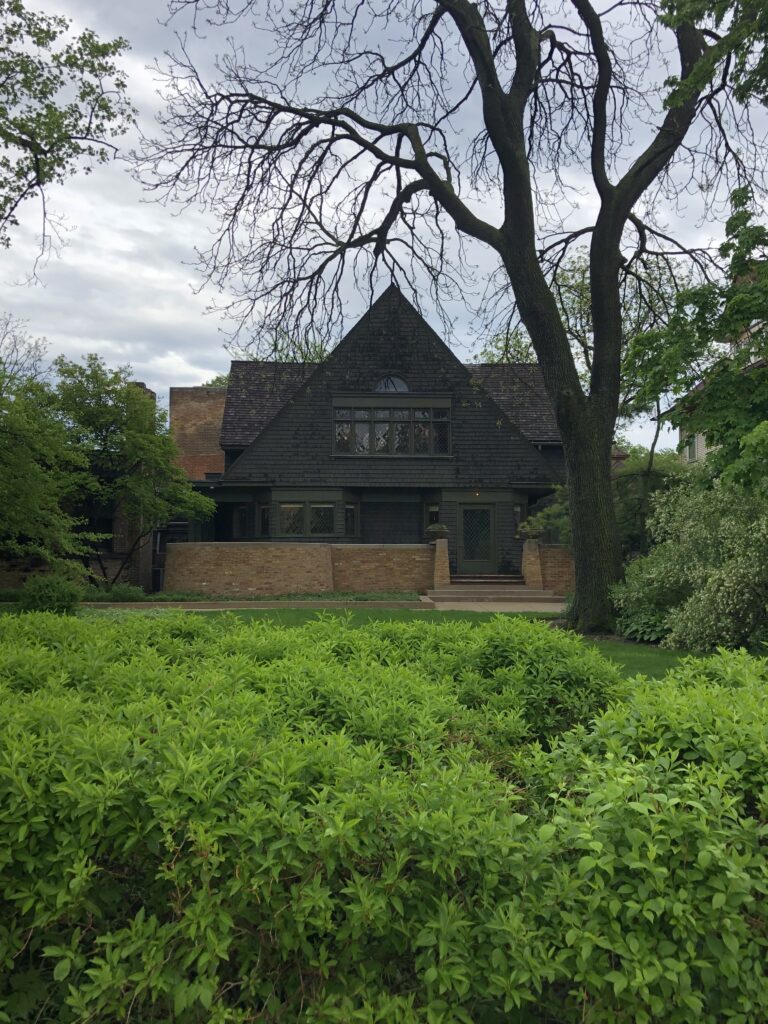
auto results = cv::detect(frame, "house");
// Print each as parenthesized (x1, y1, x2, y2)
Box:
(167, 286, 565, 592)
(676, 355, 768, 465)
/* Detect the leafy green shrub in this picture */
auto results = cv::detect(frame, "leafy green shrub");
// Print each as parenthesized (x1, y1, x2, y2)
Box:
(521, 448, 688, 557)
(16, 572, 82, 614)
(613, 478, 768, 651)
(2, 613, 768, 1021)
(83, 582, 147, 602)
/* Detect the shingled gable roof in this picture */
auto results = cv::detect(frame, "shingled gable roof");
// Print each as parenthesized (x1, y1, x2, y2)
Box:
(220, 361, 317, 449)
(467, 364, 561, 443)
(218, 285, 560, 487)
(219, 287, 561, 451)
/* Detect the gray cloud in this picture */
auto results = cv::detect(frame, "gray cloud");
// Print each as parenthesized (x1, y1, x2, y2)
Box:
(4, 0, 742, 453)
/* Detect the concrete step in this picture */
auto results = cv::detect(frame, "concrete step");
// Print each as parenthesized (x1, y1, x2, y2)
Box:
(451, 575, 524, 584)
(427, 588, 558, 603)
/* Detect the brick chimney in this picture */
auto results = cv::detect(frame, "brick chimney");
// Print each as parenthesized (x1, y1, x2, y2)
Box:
(170, 386, 228, 480)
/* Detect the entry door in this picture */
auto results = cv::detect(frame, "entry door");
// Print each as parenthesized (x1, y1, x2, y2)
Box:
(458, 505, 496, 574)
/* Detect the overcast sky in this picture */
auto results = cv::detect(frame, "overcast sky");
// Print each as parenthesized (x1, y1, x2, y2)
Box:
(3, 0, 743, 448)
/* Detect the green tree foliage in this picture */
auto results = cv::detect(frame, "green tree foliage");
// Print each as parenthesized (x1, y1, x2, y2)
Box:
(0, 373, 91, 568)
(612, 475, 768, 650)
(0, 315, 92, 568)
(522, 446, 688, 558)
(2, 611, 768, 1020)
(0, 0, 133, 251)
(474, 326, 535, 363)
(52, 355, 216, 582)
(0, 310, 46, 391)
(0, 340, 215, 580)
(625, 189, 768, 485)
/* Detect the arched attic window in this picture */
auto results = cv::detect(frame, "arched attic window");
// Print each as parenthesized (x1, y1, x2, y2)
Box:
(375, 375, 409, 393)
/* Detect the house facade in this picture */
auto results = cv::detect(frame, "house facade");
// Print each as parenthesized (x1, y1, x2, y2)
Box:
(170, 286, 564, 578)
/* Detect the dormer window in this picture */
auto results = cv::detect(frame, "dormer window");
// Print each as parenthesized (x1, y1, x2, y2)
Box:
(375, 375, 409, 392)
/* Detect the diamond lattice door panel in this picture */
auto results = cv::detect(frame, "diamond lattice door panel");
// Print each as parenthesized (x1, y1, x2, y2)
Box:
(458, 506, 496, 574)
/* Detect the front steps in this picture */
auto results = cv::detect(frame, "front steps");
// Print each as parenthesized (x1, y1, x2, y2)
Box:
(450, 574, 524, 586)
(426, 584, 559, 604)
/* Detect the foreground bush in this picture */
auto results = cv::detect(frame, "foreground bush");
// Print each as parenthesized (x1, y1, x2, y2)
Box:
(1, 613, 767, 1021)
(16, 571, 82, 614)
(613, 478, 768, 651)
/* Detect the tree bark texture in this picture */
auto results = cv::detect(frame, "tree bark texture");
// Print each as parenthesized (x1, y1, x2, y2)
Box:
(562, 411, 621, 631)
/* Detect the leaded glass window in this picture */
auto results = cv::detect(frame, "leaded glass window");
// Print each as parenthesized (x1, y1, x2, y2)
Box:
(333, 404, 450, 456)
(335, 421, 352, 452)
(375, 376, 409, 392)
(394, 421, 411, 454)
(279, 504, 304, 535)
(309, 504, 334, 534)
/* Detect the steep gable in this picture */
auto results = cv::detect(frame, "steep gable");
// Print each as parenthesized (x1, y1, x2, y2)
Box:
(220, 361, 316, 449)
(222, 285, 559, 488)
(468, 364, 561, 443)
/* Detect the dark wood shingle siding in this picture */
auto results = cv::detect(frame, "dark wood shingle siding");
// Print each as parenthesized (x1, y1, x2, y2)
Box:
(223, 287, 559, 490)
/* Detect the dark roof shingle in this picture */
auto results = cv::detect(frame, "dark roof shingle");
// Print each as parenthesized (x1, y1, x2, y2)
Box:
(220, 360, 317, 448)
(467, 363, 561, 443)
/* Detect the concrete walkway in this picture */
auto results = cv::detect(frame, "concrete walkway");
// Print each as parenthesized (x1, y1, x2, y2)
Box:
(82, 598, 565, 613)
(420, 600, 565, 613)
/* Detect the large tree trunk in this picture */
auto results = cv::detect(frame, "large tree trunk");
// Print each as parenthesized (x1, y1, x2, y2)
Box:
(562, 410, 621, 632)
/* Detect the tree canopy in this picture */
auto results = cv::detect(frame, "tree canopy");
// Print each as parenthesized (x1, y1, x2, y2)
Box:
(0, 0, 134, 255)
(0, 343, 215, 583)
(628, 189, 768, 490)
(140, 0, 768, 629)
(0, 318, 90, 569)
(53, 355, 216, 583)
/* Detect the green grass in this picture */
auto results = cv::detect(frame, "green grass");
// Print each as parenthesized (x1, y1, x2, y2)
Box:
(584, 637, 686, 678)
(81, 606, 686, 679)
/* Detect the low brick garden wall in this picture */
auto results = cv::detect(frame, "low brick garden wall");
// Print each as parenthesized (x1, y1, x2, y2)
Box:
(522, 540, 575, 595)
(164, 539, 449, 596)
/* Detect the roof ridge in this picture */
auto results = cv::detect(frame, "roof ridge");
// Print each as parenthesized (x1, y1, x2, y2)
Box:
(229, 359, 318, 367)
(466, 362, 540, 369)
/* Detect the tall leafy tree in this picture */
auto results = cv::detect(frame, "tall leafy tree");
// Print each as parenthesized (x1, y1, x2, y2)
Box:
(140, 0, 766, 629)
(628, 189, 768, 489)
(0, 321, 89, 568)
(53, 355, 216, 583)
(0, 0, 134, 255)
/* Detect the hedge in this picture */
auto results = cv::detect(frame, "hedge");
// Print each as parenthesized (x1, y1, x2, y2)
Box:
(1, 613, 766, 1022)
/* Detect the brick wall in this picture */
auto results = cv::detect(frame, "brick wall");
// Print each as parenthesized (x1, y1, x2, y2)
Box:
(332, 544, 434, 593)
(164, 541, 438, 596)
(522, 540, 575, 595)
(170, 387, 227, 480)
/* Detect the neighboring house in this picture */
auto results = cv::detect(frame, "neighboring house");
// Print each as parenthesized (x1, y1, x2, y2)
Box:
(679, 430, 712, 464)
(169, 286, 564, 576)
(676, 355, 768, 465)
